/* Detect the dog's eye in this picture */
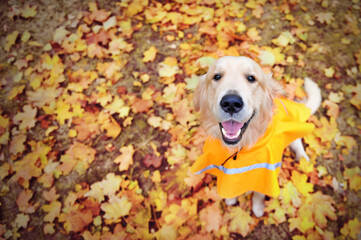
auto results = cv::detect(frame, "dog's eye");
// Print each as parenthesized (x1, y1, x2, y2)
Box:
(247, 75, 256, 83)
(213, 74, 222, 81)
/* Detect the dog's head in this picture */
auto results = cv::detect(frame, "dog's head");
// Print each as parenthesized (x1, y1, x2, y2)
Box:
(194, 56, 284, 150)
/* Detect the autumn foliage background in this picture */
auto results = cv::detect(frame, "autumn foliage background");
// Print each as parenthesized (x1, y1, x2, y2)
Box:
(0, 0, 361, 239)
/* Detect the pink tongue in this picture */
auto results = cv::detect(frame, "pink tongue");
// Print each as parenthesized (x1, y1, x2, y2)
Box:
(221, 120, 244, 135)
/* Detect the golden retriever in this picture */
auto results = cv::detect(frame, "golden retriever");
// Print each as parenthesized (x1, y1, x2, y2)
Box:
(193, 56, 321, 217)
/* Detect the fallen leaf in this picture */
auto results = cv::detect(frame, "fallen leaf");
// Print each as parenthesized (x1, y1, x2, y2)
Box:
(20, 4, 37, 18)
(101, 196, 132, 221)
(199, 203, 222, 232)
(114, 145, 134, 171)
(291, 171, 313, 197)
(341, 218, 361, 239)
(228, 208, 255, 237)
(143, 46, 158, 62)
(43, 201, 62, 223)
(5, 30, 19, 52)
(315, 12, 334, 24)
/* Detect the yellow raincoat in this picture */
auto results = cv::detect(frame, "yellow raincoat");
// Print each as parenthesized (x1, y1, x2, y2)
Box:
(190, 98, 314, 198)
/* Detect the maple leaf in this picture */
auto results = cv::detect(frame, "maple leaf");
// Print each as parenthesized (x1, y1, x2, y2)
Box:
(101, 195, 132, 222)
(322, 100, 339, 119)
(131, 98, 153, 113)
(227, 208, 255, 237)
(7, 85, 25, 100)
(84, 173, 122, 203)
(291, 170, 313, 197)
(57, 142, 96, 175)
(9, 133, 26, 156)
(43, 187, 60, 202)
(20, 3, 37, 18)
(315, 12, 334, 25)
(314, 117, 338, 143)
(13, 104, 37, 131)
(343, 167, 361, 191)
(114, 145, 134, 171)
(199, 203, 222, 232)
(14, 213, 30, 229)
(259, 47, 285, 66)
(350, 84, 361, 110)
(4, 30, 19, 52)
(73, 111, 100, 141)
(172, 98, 195, 126)
(272, 31, 296, 47)
(309, 191, 336, 228)
(16, 190, 37, 214)
(158, 57, 179, 78)
(341, 218, 361, 239)
(265, 199, 286, 224)
(280, 181, 301, 208)
(143, 46, 158, 62)
(43, 201, 62, 223)
(59, 209, 93, 233)
(27, 86, 63, 109)
(143, 154, 162, 168)
(156, 225, 177, 240)
(247, 27, 261, 41)
(98, 112, 121, 139)
(324, 67, 335, 78)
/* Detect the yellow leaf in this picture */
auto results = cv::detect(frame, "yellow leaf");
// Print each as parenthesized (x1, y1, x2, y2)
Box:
(20, 4, 37, 18)
(341, 218, 361, 239)
(280, 181, 301, 207)
(297, 158, 314, 174)
(324, 67, 335, 78)
(21, 31, 31, 43)
(142, 46, 158, 62)
(228, 208, 255, 237)
(43, 201, 62, 223)
(4, 30, 19, 52)
(291, 171, 313, 197)
(114, 145, 134, 171)
(272, 31, 296, 47)
(158, 58, 179, 78)
(149, 187, 167, 211)
(247, 27, 261, 41)
(7, 85, 25, 100)
(85, 173, 122, 203)
(344, 167, 361, 191)
(156, 225, 177, 240)
(101, 196, 132, 221)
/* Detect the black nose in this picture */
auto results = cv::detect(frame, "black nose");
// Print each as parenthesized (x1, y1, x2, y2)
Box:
(220, 94, 244, 114)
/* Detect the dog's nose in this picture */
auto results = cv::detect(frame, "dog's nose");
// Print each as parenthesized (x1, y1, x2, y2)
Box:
(220, 94, 244, 114)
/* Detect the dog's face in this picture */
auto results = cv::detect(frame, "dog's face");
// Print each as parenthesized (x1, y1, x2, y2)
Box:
(194, 56, 283, 149)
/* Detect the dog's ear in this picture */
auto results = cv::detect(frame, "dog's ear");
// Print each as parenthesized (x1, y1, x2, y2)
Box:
(193, 74, 206, 112)
(265, 73, 285, 99)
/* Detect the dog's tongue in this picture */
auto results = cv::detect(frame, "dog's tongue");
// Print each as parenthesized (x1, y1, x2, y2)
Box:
(221, 120, 244, 135)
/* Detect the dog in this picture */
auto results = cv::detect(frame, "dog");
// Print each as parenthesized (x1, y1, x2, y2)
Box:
(191, 56, 321, 217)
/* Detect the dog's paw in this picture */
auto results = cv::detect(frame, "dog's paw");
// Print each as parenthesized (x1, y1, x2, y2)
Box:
(225, 197, 237, 206)
(252, 201, 265, 217)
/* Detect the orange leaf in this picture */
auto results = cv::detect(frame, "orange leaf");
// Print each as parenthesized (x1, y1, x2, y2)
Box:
(16, 190, 37, 214)
(143, 46, 158, 62)
(114, 145, 134, 171)
(43, 187, 60, 202)
(131, 98, 153, 113)
(199, 203, 222, 232)
(13, 105, 37, 131)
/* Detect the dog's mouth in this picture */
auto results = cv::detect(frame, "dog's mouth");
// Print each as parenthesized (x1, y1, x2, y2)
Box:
(219, 112, 255, 145)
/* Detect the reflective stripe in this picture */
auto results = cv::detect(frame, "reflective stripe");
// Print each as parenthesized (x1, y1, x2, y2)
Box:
(195, 161, 282, 175)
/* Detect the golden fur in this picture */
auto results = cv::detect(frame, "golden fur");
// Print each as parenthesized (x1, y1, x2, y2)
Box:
(194, 56, 284, 151)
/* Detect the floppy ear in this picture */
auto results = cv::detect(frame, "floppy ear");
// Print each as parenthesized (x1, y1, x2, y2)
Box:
(265, 73, 285, 99)
(193, 74, 207, 112)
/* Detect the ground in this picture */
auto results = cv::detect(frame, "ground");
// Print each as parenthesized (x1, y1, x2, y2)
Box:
(0, 0, 361, 239)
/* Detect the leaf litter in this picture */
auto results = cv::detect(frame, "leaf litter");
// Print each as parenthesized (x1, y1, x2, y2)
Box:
(0, 0, 360, 239)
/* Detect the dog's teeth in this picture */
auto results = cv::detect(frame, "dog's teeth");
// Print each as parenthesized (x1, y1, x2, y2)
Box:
(222, 128, 242, 140)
